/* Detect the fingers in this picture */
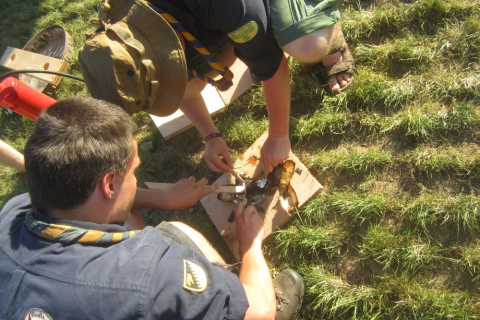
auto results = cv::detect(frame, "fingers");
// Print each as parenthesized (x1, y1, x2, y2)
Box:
(200, 182, 220, 196)
(260, 150, 272, 174)
(234, 198, 247, 213)
(181, 177, 210, 191)
(210, 183, 221, 192)
(263, 161, 274, 174)
(213, 156, 233, 172)
(260, 152, 278, 174)
(196, 177, 209, 188)
(206, 160, 224, 173)
(222, 151, 234, 169)
(205, 153, 232, 172)
(206, 158, 231, 173)
(244, 205, 258, 215)
(204, 137, 233, 172)
(234, 199, 259, 216)
(176, 177, 194, 186)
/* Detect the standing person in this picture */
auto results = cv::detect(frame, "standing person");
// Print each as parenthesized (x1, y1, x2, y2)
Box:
(79, 0, 354, 174)
(0, 97, 303, 320)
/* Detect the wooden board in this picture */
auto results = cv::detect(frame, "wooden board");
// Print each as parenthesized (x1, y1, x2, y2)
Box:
(201, 130, 323, 260)
(149, 84, 225, 140)
(149, 58, 257, 140)
(0, 47, 70, 92)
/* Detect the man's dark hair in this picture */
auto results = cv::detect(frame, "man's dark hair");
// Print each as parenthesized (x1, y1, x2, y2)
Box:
(25, 97, 139, 213)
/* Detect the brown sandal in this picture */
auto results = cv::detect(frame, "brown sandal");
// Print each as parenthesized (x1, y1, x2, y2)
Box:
(321, 42, 355, 93)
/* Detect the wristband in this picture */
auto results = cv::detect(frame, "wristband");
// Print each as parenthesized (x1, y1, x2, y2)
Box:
(204, 132, 223, 143)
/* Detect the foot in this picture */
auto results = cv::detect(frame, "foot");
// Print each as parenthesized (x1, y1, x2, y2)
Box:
(322, 51, 352, 92)
(274, 269, 305, 320)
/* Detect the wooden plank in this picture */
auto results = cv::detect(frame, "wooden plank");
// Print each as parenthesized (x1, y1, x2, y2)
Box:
(149, 58, 257, 140)
(144, 182, 246, 194)
(149, 84, 225, 140)
(201, 130, 323, 261)
(0, 47, 69, 87)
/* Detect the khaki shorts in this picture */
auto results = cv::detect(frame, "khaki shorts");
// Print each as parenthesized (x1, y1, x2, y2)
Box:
(270, 0, 342, 47)
(156, 221, 226, 264)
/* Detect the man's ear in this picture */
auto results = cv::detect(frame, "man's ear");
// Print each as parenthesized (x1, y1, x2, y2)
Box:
(100, 172, 117, 199)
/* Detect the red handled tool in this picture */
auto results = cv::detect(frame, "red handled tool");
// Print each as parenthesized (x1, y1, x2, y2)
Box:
(0, 76, 57, 120)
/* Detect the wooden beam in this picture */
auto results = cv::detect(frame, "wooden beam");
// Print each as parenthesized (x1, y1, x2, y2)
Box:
(0, 47, 70, 89)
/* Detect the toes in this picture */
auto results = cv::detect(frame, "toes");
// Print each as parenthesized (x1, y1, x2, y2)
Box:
(337, 74, 347, 88)
(341, 73, 351, 83)
(328, 73, 350, 92)
(332, 73, 352, 89)
(328, 76, 340, 92)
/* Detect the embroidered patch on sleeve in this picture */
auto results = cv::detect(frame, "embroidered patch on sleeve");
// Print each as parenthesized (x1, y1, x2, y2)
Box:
(24, 308, 54, 320)
(228, 21, 258, 43)
(183, 260, 208, 292)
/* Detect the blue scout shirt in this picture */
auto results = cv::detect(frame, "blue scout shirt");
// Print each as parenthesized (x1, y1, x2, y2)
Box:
(0, 193, 248, 320)
(150, 0, 284, 81)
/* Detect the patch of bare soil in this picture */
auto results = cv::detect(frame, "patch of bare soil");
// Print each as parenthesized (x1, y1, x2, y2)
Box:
(416, 260, 479, 294)
(333, 248, 379, 286)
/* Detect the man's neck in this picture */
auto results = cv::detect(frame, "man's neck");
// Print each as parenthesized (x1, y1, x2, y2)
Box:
(46, 207, 101, 224)
(46, 193, 112, 224)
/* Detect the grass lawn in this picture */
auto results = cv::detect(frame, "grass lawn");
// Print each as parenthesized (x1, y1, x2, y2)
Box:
(1, 0, 479, 318)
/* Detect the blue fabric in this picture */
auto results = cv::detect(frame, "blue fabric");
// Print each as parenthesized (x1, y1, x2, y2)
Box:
(0, 193, 248, 320)
(150, 0, 284, 81)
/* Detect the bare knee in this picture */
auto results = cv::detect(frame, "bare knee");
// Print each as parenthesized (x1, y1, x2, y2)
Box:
(282, 28, 332, 63)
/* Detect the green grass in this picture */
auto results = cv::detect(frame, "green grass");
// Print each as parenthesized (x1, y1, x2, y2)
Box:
(1, 0, 480, 318)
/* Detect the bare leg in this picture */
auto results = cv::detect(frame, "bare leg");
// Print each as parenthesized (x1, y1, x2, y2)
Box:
(281, 21, 353, 92)
(0, 139, 25, 171)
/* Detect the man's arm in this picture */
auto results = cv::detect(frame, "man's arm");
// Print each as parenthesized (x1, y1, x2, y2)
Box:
(180, 91, 233, 172)
(132, 177, 220, 211)
(235, 200, 276, 320)
(0, 139, 25, 171)
(178, 44, 237, 173)
(260, 55, 292, 174)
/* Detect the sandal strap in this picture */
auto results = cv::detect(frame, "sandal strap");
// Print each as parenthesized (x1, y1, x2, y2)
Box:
(326, 60, 354, 78)
(323, 46, 355, 78)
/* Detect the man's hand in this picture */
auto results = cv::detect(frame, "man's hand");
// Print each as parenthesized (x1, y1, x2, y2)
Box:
(260, 134, 291, 174)
(163, 177, 220, 209)
(142, 177, 220, 210)
(235, 199, 276, 320)
(204, 137, 234, 172)
(234, 199, 265, 256)
(132, 178, 219, 211)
